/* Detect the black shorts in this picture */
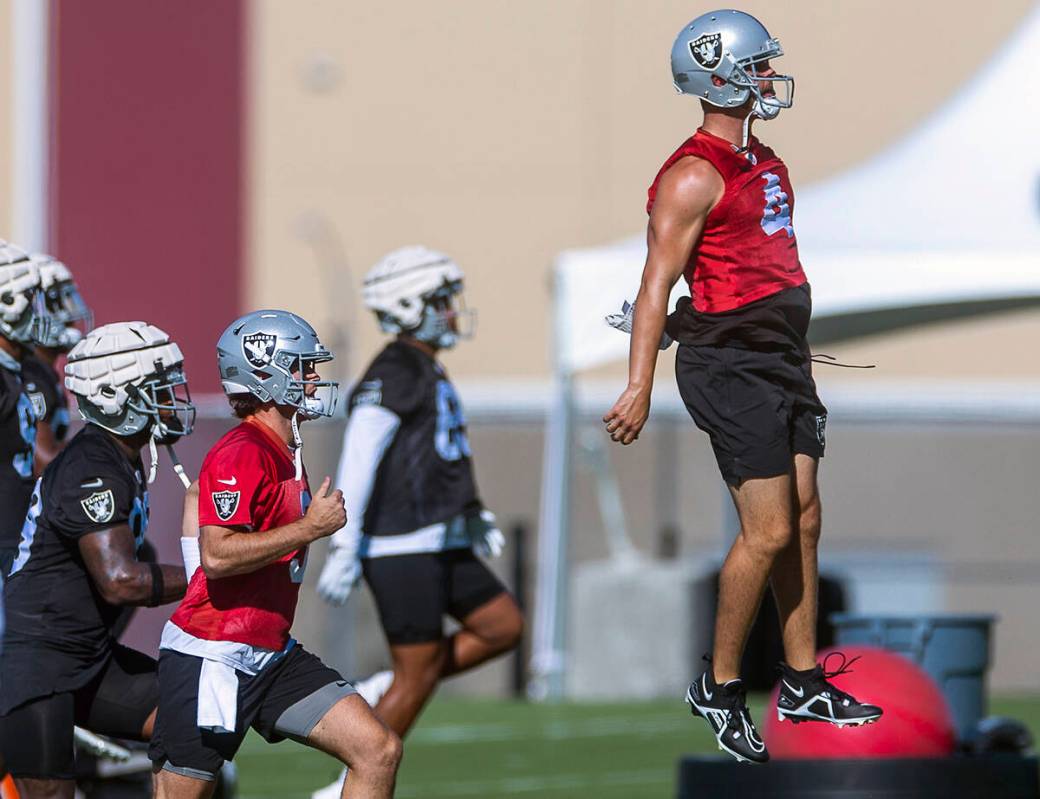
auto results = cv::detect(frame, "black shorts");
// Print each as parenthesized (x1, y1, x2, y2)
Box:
(0, 644, 158, 780)
(675, 343, 827, 486)
(149, 644, 355, 781)
(362, 548, 507, 645)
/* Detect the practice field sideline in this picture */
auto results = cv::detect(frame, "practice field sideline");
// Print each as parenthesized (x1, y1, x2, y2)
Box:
(236, 696, 1040, 799)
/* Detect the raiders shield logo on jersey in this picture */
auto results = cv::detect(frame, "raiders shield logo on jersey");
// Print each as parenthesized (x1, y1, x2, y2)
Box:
(81, 489, 116, 524)
(27, 391, 46, 420)
(212, 490, 241, 522)
(689, 32, 723, 70)
(242, 332, 277, 369)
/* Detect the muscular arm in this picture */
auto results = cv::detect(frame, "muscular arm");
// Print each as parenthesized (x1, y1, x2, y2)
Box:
(604, 157, 723, 445)
(201, 476, 345, 579)
(79, 526, 187, 606)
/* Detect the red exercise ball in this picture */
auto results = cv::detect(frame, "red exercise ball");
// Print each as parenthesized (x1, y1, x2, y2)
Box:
(762, 644, 957, 759)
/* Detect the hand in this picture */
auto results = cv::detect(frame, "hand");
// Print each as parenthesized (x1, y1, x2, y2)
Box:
(603, 385, 650, 445)
(317, 545, 361, 606)
(304, 477, 347, 539)
(467, 509, 505, 558)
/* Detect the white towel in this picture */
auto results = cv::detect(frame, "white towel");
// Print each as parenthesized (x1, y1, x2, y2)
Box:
(196, 658, 239, 734)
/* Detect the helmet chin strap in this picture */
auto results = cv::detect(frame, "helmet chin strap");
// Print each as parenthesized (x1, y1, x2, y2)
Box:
(147, 433, 159, 485)
(290, 410, 303, 481)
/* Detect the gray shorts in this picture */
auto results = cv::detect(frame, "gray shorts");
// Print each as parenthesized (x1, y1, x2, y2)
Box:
(149, 645, 355, 780)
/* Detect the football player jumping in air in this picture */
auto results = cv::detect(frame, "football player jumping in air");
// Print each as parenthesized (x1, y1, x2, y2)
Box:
(0, 242, 47, 577)
(313, 246, 523, 797)
(24, 253, 93, 470)
(604, 11, 881, 763)
(0, 321, 195, 797)
(150, 310, 401, 799)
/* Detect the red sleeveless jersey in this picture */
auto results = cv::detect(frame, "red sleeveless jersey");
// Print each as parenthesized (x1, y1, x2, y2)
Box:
(170, 418, 311, 650)
(647, 129, 806, 313)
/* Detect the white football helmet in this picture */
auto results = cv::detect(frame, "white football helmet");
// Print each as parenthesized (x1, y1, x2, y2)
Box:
(363, 246, 474, 349)
(0, 241, 46, 346)
(65, 321, 195, 442)
(31, 253, 93, 351)
(671, 10, 793, 140)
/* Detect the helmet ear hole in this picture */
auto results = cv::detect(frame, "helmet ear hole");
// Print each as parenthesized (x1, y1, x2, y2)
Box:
(711, 75, 726, 87)
(99, 385, 117, 398)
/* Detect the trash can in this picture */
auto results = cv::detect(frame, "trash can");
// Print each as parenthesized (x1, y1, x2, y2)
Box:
(830, 614, 997, 741)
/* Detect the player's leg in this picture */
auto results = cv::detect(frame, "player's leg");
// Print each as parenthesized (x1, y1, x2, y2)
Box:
(442, 551, 523, 677)
(768, 453, 821, 671)
(150, 651, 242, 799)
(304, 695, 401, 799)
(0, 693, 78, 799)
(713, 473, 796, 683)
(375, 640, 449, 735)
(252, 646, 400, 798)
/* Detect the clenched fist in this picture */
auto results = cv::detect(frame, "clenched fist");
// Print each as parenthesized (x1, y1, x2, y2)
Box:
(304, 476, 347, 539)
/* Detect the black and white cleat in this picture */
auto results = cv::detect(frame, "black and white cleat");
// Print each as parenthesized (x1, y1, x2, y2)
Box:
(685, 667, 769, 764)
(776, 652, 884, 728)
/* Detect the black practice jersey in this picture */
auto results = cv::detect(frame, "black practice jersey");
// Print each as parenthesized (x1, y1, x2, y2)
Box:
(0, 360, 38, 565)
(351, 341, 479, 535)
(0, 424, 148, 712)
(22, 354, 71, 443)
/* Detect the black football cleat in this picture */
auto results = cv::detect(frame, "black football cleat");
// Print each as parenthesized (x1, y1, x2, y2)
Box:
(685, 668, 769, 764)
(776, 652, 884, 727)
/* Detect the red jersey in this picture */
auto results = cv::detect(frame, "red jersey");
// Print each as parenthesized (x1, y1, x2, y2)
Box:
(647, 129, 807, 313)
(170, 418, 311, 650)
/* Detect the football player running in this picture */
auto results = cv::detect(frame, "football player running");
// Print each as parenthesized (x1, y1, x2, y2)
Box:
(150, 310, 401, 799)
(604, 11, 881, 763)
(0, 321, 194, 797)
(315, 247, 523, 775)
(24, 253, 93, 470)
(0, 242, 46, 577)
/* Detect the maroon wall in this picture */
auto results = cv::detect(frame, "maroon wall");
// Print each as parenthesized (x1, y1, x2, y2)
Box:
(50, 0, 245, 393)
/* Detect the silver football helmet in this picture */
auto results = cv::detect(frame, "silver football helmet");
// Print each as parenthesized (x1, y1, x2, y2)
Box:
(217, 309, 338, 419)
(363, 246, 474, 350)
(671, 10, 793, 122)
(0, 241, 48, 346)
(31, 253, 93, 351)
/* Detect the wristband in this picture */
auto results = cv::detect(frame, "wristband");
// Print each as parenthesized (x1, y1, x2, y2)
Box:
(148, 563, 165, 607)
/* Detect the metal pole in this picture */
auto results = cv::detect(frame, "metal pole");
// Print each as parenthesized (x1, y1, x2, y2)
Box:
(13, 0, 50, 251)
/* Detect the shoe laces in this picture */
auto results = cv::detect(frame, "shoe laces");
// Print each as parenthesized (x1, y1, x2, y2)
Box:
(816, 651, 863, 705)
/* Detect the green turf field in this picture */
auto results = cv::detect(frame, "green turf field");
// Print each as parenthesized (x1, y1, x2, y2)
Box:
(236, 695, 1040, 799)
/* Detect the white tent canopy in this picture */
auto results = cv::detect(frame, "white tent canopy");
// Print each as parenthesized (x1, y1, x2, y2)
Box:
(530, 6, 1040, 697)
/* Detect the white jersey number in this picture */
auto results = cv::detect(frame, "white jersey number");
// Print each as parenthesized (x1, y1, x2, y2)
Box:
(760, 172, 794, 238)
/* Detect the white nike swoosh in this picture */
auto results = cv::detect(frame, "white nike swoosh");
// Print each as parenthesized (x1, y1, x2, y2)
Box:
(782, 679, 805, 697)
(217, 477, 238, 486)
(80, 478, 104, 489)
(702, 674, 713, 701)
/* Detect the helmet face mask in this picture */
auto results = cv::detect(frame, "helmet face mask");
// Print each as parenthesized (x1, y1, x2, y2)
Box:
(39, 278, 93, 350)
(126, 364, 196, 445)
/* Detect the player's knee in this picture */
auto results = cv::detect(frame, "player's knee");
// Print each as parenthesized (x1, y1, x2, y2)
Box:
(799, 495, 822, 545)
(744, 520, 793, 557)
(353, 726, 402, 776)
(15, 778, 70, 799)
(496, 607, 524, 653)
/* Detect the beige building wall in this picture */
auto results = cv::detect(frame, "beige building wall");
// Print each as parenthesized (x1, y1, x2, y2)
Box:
(246, 0, 1037, 383)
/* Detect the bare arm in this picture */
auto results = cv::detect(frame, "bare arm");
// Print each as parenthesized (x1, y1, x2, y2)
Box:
(603, 157, 723, 445)
(79, 526, 187, 606)
(201, 476, 346, 579)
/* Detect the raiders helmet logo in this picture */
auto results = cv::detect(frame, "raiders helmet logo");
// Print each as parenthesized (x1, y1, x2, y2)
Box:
(81, 489, 116, 524)
(27, 391, 46, 420)
(242, 332, 277, 369)
(689, 32, 723, 70)
(212, 490, 241, 522)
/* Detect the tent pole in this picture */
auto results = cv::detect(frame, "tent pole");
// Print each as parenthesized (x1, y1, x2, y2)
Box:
(529, 263, 573, 701)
